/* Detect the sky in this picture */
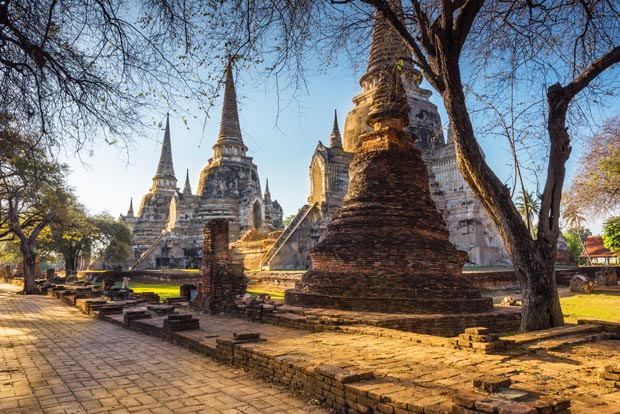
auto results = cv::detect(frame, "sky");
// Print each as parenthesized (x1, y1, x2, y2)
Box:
(59, 62, 605, 235)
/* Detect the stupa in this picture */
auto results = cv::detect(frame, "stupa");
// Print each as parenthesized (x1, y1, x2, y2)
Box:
(284, 56, 493, 314)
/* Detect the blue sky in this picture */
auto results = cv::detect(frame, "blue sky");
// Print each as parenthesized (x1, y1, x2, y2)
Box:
(59, 63, 605, 234)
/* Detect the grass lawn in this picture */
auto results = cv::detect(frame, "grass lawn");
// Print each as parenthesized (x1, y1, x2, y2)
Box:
(114, 282, 620, 324)
(115, 282, 180, 301)
(560, 292, 620, 324)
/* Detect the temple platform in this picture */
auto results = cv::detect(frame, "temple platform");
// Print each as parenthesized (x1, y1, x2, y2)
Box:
(268, 304, 522, 337)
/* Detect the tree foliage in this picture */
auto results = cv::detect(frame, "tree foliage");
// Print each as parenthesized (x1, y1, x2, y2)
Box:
(41, 203, 133, 272)
(515, 191, 540, 238)
(602, 216, 620, 252)
(0, 0, 214, 149)
(563, 227, 591, 262)
(0, 116, 70, 292)
(565, 116, 620, 216)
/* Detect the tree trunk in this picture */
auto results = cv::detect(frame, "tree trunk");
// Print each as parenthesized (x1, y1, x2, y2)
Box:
(64, 252, 77, 273)
(439, 59, 565, 332)
(512, 238, 564, 331)
(20, 242, 37, 294)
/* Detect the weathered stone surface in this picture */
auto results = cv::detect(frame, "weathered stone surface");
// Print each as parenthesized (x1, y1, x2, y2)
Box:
(285, 113, 493, 314)
(120, 67, 282, 270)
(595, 268, 618, 286)
(569, 274, 594, 293)
(473, 376, 512, 393)
(261, 112, 353, 271)
(196, 219, 247, 314)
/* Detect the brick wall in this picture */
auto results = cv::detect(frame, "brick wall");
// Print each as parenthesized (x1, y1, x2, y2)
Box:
(197, 219, 247, 313)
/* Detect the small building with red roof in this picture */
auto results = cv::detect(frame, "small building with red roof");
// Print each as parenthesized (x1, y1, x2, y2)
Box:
(580, 235, 619, 265)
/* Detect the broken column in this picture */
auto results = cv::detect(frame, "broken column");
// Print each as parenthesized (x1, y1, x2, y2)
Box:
(285, 61, 493, 314)
(197, 219, 247, 313)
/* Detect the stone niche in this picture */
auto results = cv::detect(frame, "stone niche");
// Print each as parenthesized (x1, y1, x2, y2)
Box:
(285, 123, 494, 314)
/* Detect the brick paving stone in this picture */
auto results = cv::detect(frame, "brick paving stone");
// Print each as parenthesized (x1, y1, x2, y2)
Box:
(0, 284, 329, 414)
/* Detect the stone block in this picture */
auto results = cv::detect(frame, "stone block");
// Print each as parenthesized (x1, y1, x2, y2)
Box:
(602, 363, 620, 373)
(595, 268, 617, 286)
(315, 364, 349, 379)
(569, 274, 593, 293)
(452, 404, 479, 414)
(465, 327, 490, 335)
(473, 376, 512, 393)
(233, 332, 261, 341)
(495, 402, 536, 414)
(452, 393, 479, 409)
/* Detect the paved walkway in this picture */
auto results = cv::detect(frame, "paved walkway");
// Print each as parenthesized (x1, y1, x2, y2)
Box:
(0, 284, 328, 414)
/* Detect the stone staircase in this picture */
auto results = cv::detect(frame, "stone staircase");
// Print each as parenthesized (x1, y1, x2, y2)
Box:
(259, 202, 318, 270)
(130, 230, 170, 270)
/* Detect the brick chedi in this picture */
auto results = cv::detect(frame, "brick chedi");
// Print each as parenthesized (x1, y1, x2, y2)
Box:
(285, 59, 494, 314)
(341, 1, 509, 266)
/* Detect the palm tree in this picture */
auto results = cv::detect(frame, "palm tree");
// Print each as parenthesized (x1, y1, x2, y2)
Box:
(515, 190, 540, 238)
(562, 204, 592, 265)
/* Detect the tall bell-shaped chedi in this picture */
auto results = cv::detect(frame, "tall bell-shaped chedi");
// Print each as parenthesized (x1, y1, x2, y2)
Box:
(194, 61, 282, 241)
(285, 58, 494, 314)
(120, 114, 178, 258)
(341, 1, 510, 266)
(119, 63, 283, 270)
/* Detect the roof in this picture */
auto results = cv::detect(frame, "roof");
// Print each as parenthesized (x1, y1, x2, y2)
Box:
(579, 235, 618, 258)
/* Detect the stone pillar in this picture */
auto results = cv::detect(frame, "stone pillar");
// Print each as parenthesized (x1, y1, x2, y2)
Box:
(46, 268, 55, 280)
(198, 219, 247, 314)
(4, 266, 11, 278)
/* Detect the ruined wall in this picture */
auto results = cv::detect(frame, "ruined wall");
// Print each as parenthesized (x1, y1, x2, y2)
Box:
(198, 219, 247, 313)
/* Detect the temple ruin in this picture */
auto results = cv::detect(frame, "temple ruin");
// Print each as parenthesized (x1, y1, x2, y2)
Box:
(261, 5, 510, 270)
(120, 64, 283, 269)
(285, 50, 493, 314)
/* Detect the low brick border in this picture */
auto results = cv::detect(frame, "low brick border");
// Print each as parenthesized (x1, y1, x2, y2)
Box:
(56, 292, 590, 414)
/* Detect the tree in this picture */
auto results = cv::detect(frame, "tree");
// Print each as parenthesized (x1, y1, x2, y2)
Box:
(0, 120, 69, 293)
(515, 191, 540, 239)
(565, 116, 620, 216)
(42, 197, 95, 273)
(175, 0, 620, 331)
(562, 204, 592, 265)
(0, 0, 213, 150)
(42, 206, 133, 272)
(90, 213, 132, 267)
(563, 227, 591, 263)
(602, 216, 620, 252)
(372, 1, 619, 331)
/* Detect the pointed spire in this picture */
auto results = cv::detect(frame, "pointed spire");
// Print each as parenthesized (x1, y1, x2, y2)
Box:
(183, 169, 192, 196)
(329, 110, 342, 148)
(212, 60, 248, 160)
(361, 1, 418, 87)
(264, 179, 272, 203)
(217, 61, 244, 146)
(154, 113, 176, 180)
(127, 198, 134, 218)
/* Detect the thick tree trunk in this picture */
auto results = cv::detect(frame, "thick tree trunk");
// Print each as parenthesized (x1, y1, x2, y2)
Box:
(512, 238, 564, 331)
(20, 243, 37, 294)
(64, 252, 77, 273)
(440, 60, 565, 332)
